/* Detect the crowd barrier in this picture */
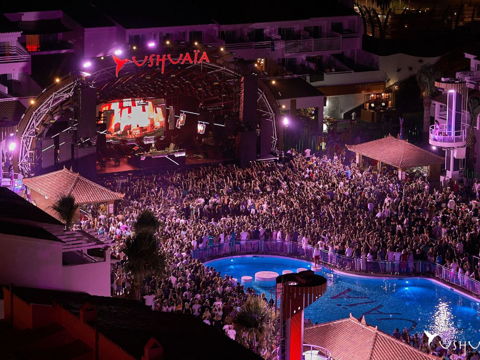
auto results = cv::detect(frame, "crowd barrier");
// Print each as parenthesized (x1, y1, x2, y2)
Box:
(192, 240, 480, 297)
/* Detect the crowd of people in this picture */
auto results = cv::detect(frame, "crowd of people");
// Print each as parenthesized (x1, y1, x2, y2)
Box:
(393, 328, 480, 360)
(79, 151, 480, 358)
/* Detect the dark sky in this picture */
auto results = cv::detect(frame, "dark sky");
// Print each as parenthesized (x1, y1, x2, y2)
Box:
(1, 0, 355, 27)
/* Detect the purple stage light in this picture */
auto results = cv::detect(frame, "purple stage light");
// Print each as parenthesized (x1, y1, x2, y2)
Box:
(82, 61, 92, 69)
(114, 49, 123, 56)
(282, 116, 290, 127)
(147, 41, 156, 48)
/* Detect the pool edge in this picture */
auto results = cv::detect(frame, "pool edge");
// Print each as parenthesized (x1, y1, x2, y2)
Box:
(204, 255, 480, 303)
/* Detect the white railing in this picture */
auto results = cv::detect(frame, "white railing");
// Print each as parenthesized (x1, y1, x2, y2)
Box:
(303, 344, 333, 360)
(193, 240, 480, 298)
(225, 41, 272, 50)
(457, 70, 480, 82)
(429, 124, 467, 145)
(434, 263, 480, 295)
(0, 43, 30, 63)
(284, 36, 341, 54)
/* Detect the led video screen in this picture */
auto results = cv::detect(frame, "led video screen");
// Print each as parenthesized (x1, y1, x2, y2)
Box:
(100, 98, 166, 140)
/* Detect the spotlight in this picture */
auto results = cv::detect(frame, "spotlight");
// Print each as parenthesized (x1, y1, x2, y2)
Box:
(100, 56, 105, 60)
(165, 40, 171, 45)
(194, 41, 199, 46)
(132, 45, 137, 50)
(281, 104, 286, 109)
(29, 99, 36, 105)
(114, 49, 123, 56)
(220, 47, 224, 51)
(8, 141, 17, 152)
(197, 123, 206, 134)
(82, 60, 92, 69)
(282, 116, 290, 127)
(431, 145, 437, 150)
(271, 80, 276, 85)
(147, 41, 156, 48)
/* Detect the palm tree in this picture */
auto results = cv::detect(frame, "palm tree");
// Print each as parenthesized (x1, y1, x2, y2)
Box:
(416, 64, 438, 134)
(134, 210, 160, 235)
(52, 195, 79, 230)
(234, 295, 277, 357)
(374, 0, 392, 14)
(124, 211, 165, 300)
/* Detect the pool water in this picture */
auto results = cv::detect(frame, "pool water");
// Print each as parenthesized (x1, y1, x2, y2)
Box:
(206, 255, 480, 344)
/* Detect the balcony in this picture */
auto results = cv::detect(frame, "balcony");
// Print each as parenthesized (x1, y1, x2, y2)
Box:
(24, 40, 74, 55)
(225, 40, 273, 50)
(284, 35, 341, 54)
(429, 124, 467, 148)
(0, 42, 30, 64)
(225, 34, 343, 55)
(456, 70, 480, 89)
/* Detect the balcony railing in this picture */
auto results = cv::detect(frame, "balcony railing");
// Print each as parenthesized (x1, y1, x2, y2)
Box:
(225, 41, 273, 50)
(193, 240, 480, 298)
(429, 124, 467, 146)
(303, 344, 332, 360)
(225, 36, 342, 54)
(0, 43, 30, 63)
(284, 36, 341, 54)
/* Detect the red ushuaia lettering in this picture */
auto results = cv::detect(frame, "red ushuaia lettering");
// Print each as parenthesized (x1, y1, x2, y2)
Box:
(198, 52, 210, 63)
(115, 51, 210, 77)
(168, 54, 183, 65)
(132, 56, 148, 67)
(181, 52, 193, 65)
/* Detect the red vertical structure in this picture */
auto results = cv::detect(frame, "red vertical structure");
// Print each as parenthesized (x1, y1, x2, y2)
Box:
(276, 270, 327, 360)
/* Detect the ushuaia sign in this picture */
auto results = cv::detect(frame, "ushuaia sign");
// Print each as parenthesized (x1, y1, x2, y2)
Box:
(113, 50, 211, 77)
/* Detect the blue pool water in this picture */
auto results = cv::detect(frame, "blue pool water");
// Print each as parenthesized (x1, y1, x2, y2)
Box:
(206, 255, 480, 344)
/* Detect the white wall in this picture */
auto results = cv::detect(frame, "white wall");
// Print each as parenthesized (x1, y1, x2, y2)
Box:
(312, 69, 385, 86)
(62, 261, 111, 296)
(378, 53, 441, 87)
(0, 233, 112, 296)
(324, 93, 364, 119)
(0, 233, 63, 290)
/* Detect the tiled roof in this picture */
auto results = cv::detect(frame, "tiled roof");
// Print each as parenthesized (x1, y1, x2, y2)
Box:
(23, 168, 124, 205)
(304, 315, 439, 360)
(346, 135, 444, 169)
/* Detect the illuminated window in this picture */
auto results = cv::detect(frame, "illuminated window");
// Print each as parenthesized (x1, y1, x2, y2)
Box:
(26, 35, 40, 52)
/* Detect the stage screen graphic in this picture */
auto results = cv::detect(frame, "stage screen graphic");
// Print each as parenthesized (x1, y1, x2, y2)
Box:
(100, 98, 166, 140)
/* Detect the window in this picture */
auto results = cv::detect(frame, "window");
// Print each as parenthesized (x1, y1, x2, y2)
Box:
(26, 35, 40, 52)
(331, 22, 344, 33)
(278, 27, 295, 40)
(248, 29, 265, 41)
(129, 35, 141, 45)
(304, 26, 321, 38)
(189, 31, 203, 42)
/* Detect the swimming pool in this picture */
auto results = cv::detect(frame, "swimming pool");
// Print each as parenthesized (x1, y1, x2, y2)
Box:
(206, 255, 480, 344)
